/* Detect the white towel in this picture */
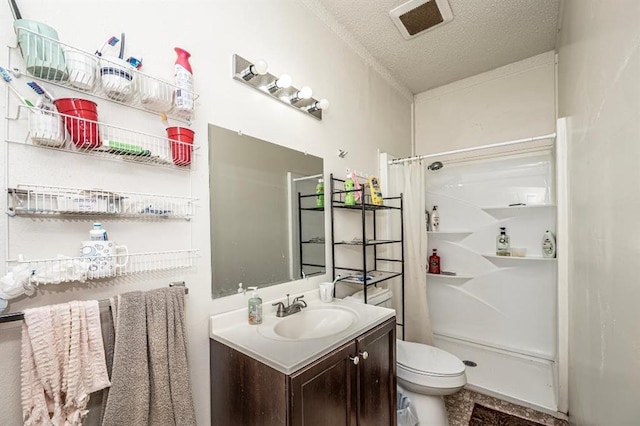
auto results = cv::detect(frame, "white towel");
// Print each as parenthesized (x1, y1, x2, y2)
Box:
(21, 300, 111, 425)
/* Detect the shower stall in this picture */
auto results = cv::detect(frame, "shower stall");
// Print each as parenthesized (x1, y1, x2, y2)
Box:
(383, 132, 567, 417)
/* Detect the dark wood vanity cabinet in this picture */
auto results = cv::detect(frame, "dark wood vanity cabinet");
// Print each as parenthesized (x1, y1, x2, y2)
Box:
(210, 317, 396, 426)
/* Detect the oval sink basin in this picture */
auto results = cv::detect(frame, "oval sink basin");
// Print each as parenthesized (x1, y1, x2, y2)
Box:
(260, 306, 359, 341)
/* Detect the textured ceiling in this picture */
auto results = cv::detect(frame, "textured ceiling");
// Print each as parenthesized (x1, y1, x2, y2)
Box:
(315, 0, 561, 94)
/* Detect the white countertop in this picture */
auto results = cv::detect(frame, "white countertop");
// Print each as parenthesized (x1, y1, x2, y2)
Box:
(209, 291, 395, 375)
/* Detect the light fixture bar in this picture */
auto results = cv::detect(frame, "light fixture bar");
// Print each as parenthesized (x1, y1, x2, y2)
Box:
(232, 54, 327, 120)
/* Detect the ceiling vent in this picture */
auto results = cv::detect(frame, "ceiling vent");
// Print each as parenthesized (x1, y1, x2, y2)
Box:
(389, 0, 453, 40)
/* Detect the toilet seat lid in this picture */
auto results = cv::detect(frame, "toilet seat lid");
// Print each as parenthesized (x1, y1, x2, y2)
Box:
(397, 340, 465, 377)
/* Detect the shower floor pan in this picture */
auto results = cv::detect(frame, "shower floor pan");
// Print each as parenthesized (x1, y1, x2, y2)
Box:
(434, 334, 559, 417)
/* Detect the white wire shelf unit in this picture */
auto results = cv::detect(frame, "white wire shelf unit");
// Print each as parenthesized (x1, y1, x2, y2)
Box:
(6, 105, 198, 169)
(6, 249, 199, 286)
(7, 184, 196, 220)
(11, 27, 198, 122)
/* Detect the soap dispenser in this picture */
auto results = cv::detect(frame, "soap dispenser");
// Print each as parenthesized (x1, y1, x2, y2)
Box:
(248, 286, 262, 325)
(496, 227, 511, 256)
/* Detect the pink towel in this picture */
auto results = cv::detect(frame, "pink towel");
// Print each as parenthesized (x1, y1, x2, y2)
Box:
(21, 300, 111, 425)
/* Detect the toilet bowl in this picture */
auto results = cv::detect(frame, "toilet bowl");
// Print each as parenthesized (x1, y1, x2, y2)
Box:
(345, 288, 466, 425)
(397, 339, 466, 425)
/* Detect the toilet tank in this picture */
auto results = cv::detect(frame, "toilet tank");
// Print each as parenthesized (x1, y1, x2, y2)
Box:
(344, 287, 393, 308)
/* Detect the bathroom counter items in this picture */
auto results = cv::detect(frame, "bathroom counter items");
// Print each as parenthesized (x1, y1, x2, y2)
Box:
(209, 292, 394, 374)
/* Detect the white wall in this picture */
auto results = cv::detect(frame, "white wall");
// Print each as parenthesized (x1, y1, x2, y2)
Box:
(0, 1, 411, 424)
(557, 1, 640, 424)
(414, 51, 556, 155)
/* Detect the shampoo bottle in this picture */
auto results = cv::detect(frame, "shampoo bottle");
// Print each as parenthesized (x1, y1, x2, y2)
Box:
(344, 173, 356, 206)
(247, 286, 262, 325)
(428, 248, 441, 274)
(496, 227, 510, 256)
(90, 222, 107, 241)
(542, 230, 556, 258)
(316, 178, 324, 208)
(429, 206, 440, 231)
(174, 47, 194, 119)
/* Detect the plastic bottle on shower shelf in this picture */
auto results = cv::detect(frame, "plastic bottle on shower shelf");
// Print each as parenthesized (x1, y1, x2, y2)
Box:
(542, 230, 556, 258)
(428, 248, 441, 274)
(344, 173, 356, 206)
(174, 47, 194, 119)
(496, 227, 511, 256)
(89, 222, 108, 241)
(316, 178, 324, 208)
(429, 206, 440, 231)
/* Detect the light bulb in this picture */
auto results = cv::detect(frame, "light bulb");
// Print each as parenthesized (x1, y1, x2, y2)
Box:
(240, 59, 268, 80)
(307, 98, 330, 113)
(252, 59, 269, 75)
(277, 74, 292, 89)
(265, 73, 293, 93)
(298, 86, 312, 99)
(317, 99, 329, 110)
(290, 86, 313, 103)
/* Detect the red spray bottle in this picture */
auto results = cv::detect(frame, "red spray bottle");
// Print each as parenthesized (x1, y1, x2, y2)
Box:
(174, 47, 193, 118)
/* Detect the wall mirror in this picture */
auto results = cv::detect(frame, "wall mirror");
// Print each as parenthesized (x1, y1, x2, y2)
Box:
(209, 124, 326, 298)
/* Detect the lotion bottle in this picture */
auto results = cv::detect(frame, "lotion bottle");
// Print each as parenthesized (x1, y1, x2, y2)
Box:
(429, 206, 440, 231)
(344, 173, 356, 206)
(248, 286, 262, 325)
(90, 222, 107, 241)
(542, 230, 556, 258)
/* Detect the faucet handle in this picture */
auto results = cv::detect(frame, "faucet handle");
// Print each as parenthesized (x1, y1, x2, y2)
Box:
(272, 301, 286, 317)
(293, 295, 307, 307)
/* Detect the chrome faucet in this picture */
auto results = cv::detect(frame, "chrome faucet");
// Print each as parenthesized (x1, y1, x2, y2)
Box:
(272, 294, 307, 317)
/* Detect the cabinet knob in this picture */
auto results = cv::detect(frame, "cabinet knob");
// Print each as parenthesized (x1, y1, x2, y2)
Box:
(359, 351, 369, 360)
(350, 355, 360, 365)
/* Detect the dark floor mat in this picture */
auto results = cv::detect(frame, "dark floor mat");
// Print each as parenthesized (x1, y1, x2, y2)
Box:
(469, 404, 545, 426)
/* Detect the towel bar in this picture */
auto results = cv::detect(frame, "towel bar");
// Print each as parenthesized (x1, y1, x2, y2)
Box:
(0, 282, 189, 324)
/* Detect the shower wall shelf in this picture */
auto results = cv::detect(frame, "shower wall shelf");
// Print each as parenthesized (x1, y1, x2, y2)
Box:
(482, 254, 556, 265)
(6, 105, 197, 170)
(481, 204, 556, 219)
(427, 273, 475, 281)
(6, 249, 199, 285)
(7, 184, 196, 220)
(11, 28, 198, 123)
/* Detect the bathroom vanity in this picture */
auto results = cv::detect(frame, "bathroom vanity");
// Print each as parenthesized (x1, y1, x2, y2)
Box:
(209, 297, 397, 426)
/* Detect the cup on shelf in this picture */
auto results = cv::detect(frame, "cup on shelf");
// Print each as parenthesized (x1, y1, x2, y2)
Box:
(511, 247, 527, 257)
(64, 48, 98, 91)
(166, 126, 195, 166)
(137, 74, 173, 113)
(29, 109, 65, 147)
(99, 57, 136, 101)
(15, 23, 68, 81)
(53, 98, 101, 149)
(319, 282, 334, 303)
(80, 240, 128, 279)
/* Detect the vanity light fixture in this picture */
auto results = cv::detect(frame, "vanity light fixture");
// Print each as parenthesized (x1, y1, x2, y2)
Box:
(232, 54, 328, 120)
(239, 59, 268, 81)
(265, 74, 292, 92)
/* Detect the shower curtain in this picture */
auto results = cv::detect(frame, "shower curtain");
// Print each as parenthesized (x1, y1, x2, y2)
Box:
(390, 161, 434, 344)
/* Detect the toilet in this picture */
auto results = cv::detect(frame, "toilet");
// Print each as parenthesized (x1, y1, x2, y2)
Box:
(345, 288, 467, 425)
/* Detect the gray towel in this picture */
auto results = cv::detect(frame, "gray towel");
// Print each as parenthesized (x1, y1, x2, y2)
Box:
(102, 287, 196, 426)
